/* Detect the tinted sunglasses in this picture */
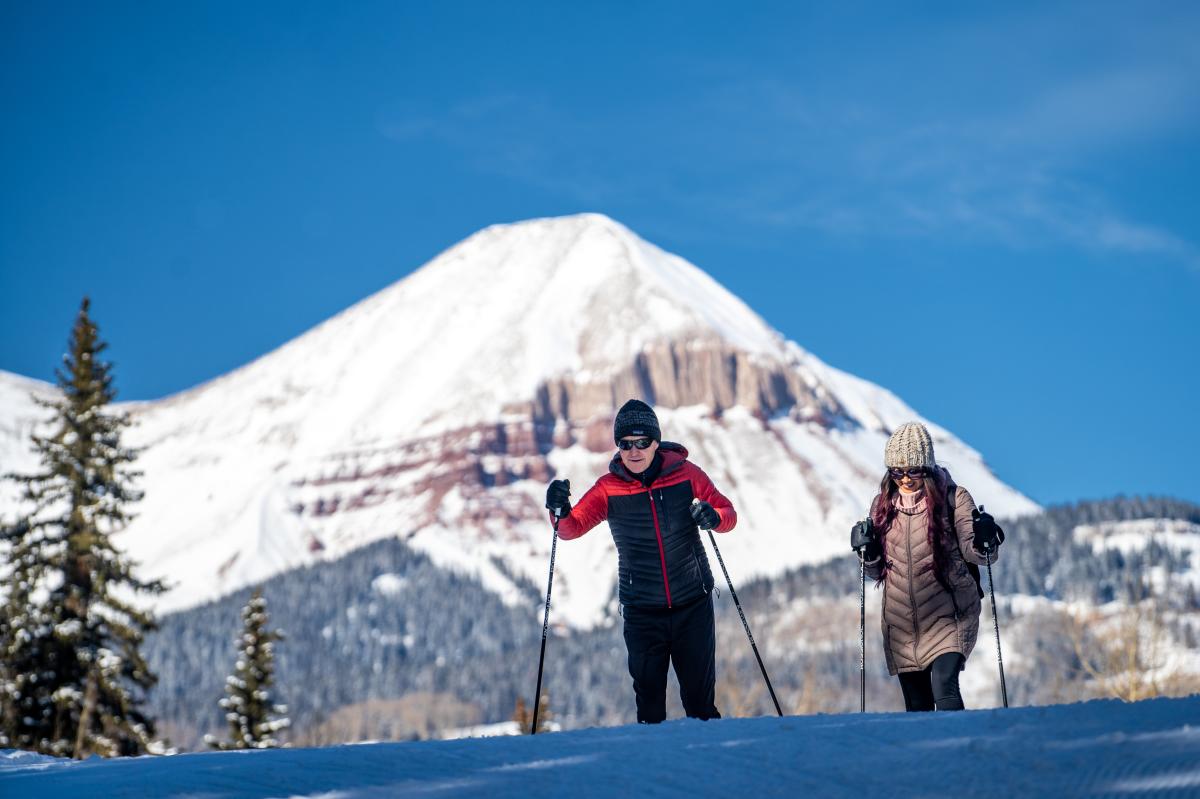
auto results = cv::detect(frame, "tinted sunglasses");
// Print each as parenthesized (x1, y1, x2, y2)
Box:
(889, 467, 927, 479)
(617, 437, 655, 451)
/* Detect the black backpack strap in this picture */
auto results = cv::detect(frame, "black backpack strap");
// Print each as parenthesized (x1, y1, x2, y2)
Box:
(945, 484, 984, 600)
(967, 565, 984, 598)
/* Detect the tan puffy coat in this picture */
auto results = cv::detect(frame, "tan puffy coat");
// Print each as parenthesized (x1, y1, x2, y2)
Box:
(864, 485, 996, 675)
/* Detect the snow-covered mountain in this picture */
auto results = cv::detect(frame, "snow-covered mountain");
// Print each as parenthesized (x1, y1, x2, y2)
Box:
(0, 213, 1039, 627)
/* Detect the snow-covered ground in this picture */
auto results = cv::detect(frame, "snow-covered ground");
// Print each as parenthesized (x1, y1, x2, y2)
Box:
(3, 696, 1198, 798)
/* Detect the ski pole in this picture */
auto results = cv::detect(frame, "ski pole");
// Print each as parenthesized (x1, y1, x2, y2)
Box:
(859, 551, 866, 713)
(984, 545, 1009, 708)
(695, 500, 783, 717)
(531, 507, 564, 735)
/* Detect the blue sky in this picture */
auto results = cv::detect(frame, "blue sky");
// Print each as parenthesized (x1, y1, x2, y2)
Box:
(2, 1, 1198, 507)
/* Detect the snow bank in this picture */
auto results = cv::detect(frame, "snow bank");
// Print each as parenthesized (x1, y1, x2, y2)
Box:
(3, 695, 1198, 798)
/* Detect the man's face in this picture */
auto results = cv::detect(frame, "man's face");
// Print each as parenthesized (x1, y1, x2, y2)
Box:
(618, 436, 659, 474)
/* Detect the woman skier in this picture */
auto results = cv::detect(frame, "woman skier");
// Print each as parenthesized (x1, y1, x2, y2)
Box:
(850, 422, 1004, 711)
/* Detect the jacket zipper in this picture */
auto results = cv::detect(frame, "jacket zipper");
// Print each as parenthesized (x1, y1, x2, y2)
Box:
(657, 489, 669, 536)
(906, 512, 920, 664)
(648, 490, 672, 608)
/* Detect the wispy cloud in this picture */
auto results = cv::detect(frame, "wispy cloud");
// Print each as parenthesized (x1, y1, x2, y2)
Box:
(375, 8, 1200, 271)
(713, 65, 1200, 268)
(378, 95, 634, 203)
(993, 66, 1200, 151)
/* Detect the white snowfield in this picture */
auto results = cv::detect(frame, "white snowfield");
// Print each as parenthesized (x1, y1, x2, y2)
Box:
(2, 696, 1198, 798)
(0, 213, 1040, 628)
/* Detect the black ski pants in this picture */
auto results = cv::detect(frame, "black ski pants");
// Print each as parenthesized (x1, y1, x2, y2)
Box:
(897, 652, 966, 711)
(621, 593, 721, 724)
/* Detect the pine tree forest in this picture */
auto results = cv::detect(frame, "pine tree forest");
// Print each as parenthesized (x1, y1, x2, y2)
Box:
(140, 494, 1200, 749)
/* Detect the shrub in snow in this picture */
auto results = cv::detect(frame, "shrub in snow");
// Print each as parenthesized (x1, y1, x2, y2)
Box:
(206, 589, 290, 750)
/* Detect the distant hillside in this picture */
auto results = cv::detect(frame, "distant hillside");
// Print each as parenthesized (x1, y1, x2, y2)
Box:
(145, 496, 1200, 749)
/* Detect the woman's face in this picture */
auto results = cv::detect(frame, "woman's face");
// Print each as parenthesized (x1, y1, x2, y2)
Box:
(890, 467, 926, 494)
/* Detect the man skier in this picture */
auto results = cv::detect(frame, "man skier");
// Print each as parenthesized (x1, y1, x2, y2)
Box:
(544, 399, 737, 723)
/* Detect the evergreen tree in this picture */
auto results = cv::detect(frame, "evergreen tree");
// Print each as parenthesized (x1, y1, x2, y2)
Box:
(0, 517, 44, 750)
(0, 298, 166, 757)
(206, 589, 290, 750)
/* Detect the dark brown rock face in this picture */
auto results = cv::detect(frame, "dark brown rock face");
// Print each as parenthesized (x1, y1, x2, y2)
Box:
(533, 337, 850, 430)
(287, 338, 854, 531)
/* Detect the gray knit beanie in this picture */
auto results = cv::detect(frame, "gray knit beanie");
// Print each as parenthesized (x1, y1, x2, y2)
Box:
(884, 422, 935, 469)
(613, 399, 661, 443)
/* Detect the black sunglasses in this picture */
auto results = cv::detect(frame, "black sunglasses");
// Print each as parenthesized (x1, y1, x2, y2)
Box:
(617, 437, 655, 451)
(889, 467, 927, 479)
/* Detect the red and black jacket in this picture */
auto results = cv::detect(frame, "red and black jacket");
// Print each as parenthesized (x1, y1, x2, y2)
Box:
(555, 442, 737, 610)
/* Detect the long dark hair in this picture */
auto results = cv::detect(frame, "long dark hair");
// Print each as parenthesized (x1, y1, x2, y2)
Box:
(869, 465, 955, 586)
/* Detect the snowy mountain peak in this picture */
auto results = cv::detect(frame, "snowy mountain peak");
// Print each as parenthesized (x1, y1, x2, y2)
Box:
(1, 215, 1040, 624)
(449, 213, 788, 362)
(166, 213, 789, 448)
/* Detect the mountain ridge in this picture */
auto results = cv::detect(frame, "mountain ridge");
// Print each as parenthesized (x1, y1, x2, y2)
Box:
(0, 213, 1040, 627)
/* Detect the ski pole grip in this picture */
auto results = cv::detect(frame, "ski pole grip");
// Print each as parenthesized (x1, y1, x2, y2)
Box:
(976, 504, 994, 552)
(552, 479, 570, 519)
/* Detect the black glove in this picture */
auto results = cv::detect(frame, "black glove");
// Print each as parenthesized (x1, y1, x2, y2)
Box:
(971, 505, 1005, 554)
(690, 500, 721, 530)
(851, 518, 881, 562)
(545, 479, 571, 517)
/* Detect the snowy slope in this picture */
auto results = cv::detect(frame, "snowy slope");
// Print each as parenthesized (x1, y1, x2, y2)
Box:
(3, 696, 1198, 799)
(0, 372, 56, 509)
(0, 214, 1040, 627)
(1075, 518, 1200, 594)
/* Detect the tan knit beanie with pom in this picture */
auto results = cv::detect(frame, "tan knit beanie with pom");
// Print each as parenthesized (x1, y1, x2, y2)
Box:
(884, 422, 935, 469)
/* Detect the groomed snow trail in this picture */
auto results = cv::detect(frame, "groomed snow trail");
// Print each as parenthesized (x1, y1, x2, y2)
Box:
(2, 696, 1198, 798)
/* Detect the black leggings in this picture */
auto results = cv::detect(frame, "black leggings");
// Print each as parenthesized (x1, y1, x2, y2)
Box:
(897, 652, 965, 711)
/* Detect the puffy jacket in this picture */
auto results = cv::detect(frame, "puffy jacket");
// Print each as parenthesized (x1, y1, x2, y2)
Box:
(864, 484, 996, 675)
(555, 442, 736, 609)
